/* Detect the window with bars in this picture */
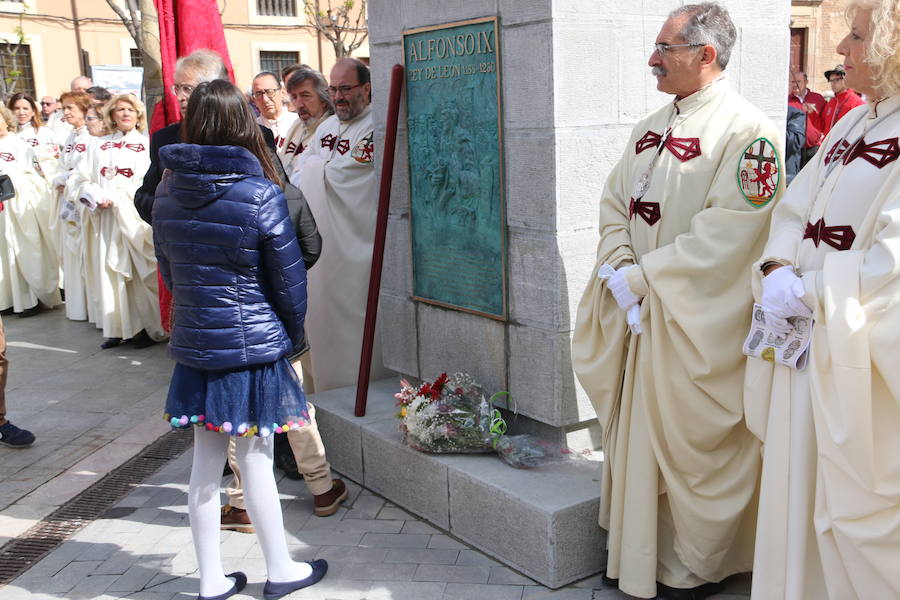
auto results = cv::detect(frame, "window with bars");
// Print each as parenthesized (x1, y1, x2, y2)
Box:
(0, 42, 35, 97)
(259, 50, 300, 76)
(130, 48, 143, 67)
(257, 0, 297, 17)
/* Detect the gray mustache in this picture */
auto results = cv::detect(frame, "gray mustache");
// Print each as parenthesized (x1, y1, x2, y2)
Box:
(651, 66, 667, 77)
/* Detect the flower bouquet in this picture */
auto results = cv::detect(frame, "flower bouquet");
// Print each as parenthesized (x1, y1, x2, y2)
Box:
(395, 372, 494, 454)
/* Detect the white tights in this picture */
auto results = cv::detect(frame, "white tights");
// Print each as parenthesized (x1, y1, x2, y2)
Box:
(189, 427, 312, 597)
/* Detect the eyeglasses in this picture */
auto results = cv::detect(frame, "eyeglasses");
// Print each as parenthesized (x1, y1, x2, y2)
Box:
(653, 42, 704, 56)
(40, 101, 55, 106)
(170, 84, 195, 96)
(252, 88, 281, 99)
(327, 83, 364, 96)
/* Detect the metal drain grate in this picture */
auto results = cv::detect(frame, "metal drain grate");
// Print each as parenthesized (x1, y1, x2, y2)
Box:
(0, 427, 193, 585)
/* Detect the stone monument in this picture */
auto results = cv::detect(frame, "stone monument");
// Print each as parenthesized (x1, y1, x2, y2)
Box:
(316, 0, 789, 588)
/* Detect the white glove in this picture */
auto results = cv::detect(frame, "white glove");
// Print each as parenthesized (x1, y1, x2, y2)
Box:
(597, 264, 642, 334)
(761, 267, 811, 334)
(608, 265, 641, 311)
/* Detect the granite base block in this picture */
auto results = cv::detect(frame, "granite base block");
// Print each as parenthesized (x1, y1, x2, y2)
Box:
(310, 378, 606, 589)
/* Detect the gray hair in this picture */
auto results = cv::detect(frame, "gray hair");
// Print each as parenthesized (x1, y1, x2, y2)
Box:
(669, 2, 737, 70)
(175, 49, 228, 83)
(285, 68, 334, 114)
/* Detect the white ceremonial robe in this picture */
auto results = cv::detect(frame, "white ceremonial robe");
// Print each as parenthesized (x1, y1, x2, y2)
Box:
(55, 126, 94, 321)
(295, 104, 390, 392)
(257, 110, 299, 154)
(572, 79, 784, 599)
(746, 95, 900, 600)
(71, 129, 163, 341)
(18, 123, 62, 259)
(278, 112, 329, 178)
(46, 112, 73, 148)
(0, 134, 61, 312)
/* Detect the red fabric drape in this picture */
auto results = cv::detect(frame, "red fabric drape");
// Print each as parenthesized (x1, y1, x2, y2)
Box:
(151, 0, 235, 331)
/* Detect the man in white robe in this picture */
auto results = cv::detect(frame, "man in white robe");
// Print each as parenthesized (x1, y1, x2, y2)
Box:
(279, 68, 333, 180)
(571, 5, 784, 598)
(295, 58, 390, 393)
(745, 4, 900, 597)
(252, 71, 298, 155)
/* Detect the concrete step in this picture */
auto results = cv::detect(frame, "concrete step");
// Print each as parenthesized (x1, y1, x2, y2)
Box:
(310, 378, 606, 589)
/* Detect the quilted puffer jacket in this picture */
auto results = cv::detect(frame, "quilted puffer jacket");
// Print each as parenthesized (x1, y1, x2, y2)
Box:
(152, 143, 307, 370)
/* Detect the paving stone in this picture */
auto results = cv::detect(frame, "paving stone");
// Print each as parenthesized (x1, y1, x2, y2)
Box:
(490, 566, 540, 586)
(65, 574, 118, 598)
(337, 562, 417, 581)
(377, 506, 414, 521)
(41, 560, 103, 593)
(342, 493, 386, 520)
(522, 588, 595, 599)
(443, 583, 526, 600)
(106, 564, 159, 593)
(400, 520, 441, 535)
(358, 581, 446, 600)
(292, 530, 365, 547)
(414, 564, 491, 584)
(333, 518, 403, 534)
(313, 546, 389, 565)
(359, 533, 431, 549)
(384, 548, 460, 565)
(94, 551, 142, 576)
(456, 550, 501, 567)
(428, 534, 468, 550)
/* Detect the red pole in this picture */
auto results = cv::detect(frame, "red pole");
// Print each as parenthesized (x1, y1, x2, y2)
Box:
(355, 64, 405, 417)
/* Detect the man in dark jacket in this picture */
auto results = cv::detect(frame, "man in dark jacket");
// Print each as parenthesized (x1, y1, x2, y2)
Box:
(135, 51, 320, 267)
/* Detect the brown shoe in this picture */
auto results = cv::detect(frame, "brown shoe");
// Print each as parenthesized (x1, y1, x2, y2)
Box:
(313, 479, 348, 517)
(220, 504, 255, 533)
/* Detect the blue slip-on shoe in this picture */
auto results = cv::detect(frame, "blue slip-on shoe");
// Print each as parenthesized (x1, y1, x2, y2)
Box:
(0, 421, 35, 448)
(198, 571, 247, 600)
(263, 559, 328, 599)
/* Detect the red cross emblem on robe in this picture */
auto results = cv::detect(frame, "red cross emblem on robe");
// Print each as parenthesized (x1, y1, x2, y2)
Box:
(321, 134, 337, 150)
(336, 139, 350, 154)
(100, 166, 134, 178)
(629, 197, 661, 226)
(635, 130, 702, 162)
(803, 218, 855, 250)
(0, 152, 14, 162)
(842, 136, 900, 168)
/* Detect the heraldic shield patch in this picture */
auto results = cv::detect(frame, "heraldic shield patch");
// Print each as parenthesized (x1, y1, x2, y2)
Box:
(737, 137, 780, 208)
(352, 132, 375, 164)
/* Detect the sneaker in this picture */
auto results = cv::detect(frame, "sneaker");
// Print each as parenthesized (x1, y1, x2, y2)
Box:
(0, 421, 36, 448)
(220, 504, 254, 533)
(313, 479, 348, 517)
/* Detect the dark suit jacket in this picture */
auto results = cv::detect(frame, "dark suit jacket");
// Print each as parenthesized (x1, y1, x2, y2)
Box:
(136, 122, 322, 269)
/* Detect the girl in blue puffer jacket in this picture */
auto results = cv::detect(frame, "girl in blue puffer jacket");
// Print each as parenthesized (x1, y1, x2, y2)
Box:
(152, 79, 326, 600)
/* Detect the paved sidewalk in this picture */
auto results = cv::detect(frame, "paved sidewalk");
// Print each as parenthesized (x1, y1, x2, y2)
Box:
(0, 310, 752, 599)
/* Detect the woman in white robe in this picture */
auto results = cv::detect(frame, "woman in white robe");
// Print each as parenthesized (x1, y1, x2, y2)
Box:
(8, 93, 62, 195)
(0, 106, 61, 316)
(54, 91, 95, 322)
(70, 94, 163, 349)
(746, 2, 900, 598)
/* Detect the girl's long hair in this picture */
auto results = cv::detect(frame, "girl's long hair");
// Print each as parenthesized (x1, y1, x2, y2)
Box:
(181, 79, 281, 186)
(6, 93, 42, 130)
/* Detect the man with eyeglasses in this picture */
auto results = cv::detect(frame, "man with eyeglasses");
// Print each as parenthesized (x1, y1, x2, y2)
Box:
(40, 95, 72, 145)
(572, 3, 783, 599)
(292, 57, 390, 394)
(820, 64, 865, 137)
(251, 71, 298, 153)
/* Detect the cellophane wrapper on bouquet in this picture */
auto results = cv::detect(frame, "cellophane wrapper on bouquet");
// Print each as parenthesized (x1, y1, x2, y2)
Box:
(395, 373, 494, 454)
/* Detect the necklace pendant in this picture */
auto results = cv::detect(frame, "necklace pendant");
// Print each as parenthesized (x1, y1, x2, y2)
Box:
(633, 170, 651, 200)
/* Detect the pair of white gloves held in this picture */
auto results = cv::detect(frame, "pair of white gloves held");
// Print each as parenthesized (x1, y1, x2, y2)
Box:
(761, 266, 812, 336)
(598, 264, 642, 334)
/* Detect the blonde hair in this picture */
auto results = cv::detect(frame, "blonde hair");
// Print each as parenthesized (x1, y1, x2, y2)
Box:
(847, 0, 900, 97)
(102, 93, 147, 133)
(0, 105, 15, 132)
